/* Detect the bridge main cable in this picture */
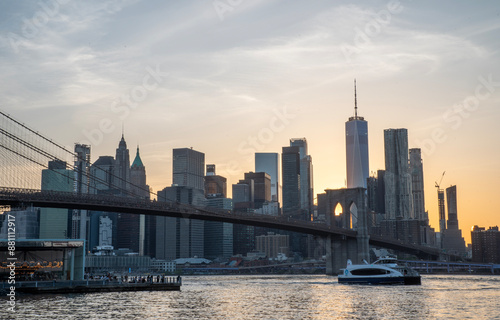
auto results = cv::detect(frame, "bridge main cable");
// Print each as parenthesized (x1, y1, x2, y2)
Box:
(0, 110, 155, 198)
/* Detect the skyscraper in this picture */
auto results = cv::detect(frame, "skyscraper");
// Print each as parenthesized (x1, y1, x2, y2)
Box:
(156, 148, 205, 259)
(114, 134, 130, 192)
(232, 182, 253, 208)
(255, 153, 280, 203)
(446, 185, 458, 229)
(438, 187, 446, 240)
(130, 146, 149, 198)
(384, 128, 413, 219)
(242, 172, 271, 209)
(290, 138, 314, 220)
(39, 160, 73, 239)
(173, 148, 205, 190)
(114, 136, 140, 253)
(282, 142, 311, 258)
(377, 170, 386, 214)
(281, 146, 301, 218)
(205, 197, 233, 260)
(345, 80, 369, 189)
(409, 148, 426, 221)
(156, 185, 205, 260)
(232, 179, 256, 255)
(204, 164, 232, 260)
(89, 156, 115, 192)
(366, 175, 378, 212)
(443, 185, 466, 254)
(204, 164, 227, 198)
(378, 133, 435, 245)
(409, 149, 437, 245)
(130, 146, 151, 256)
(73, 144, 90, 240)
(88, 156, 118, 251)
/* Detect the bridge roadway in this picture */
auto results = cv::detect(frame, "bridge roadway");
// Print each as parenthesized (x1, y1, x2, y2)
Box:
(0, 187, 441, 259)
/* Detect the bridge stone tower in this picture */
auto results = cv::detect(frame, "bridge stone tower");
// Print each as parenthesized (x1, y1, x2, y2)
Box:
(323, 187, 370, 275)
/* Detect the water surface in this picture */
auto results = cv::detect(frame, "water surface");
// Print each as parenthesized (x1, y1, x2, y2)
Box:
(3, 274, 500, 319)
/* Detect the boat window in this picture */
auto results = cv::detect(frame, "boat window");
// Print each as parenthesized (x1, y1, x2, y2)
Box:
(374, 259, 395, 264)
(350, 268, 390, 276)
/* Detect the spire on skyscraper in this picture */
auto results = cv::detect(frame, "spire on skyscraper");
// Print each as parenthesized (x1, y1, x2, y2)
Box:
(354, 79, 358, 119)
(118, 134, 127, 149)
(132, 145, 144, 168)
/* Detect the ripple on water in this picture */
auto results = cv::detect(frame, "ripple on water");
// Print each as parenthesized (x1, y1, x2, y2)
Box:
(2, 274, 499, 320)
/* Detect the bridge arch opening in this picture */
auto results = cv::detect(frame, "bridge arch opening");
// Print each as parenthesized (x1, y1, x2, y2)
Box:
(332, 202, 344, 228)
(334, 203, 343, 216)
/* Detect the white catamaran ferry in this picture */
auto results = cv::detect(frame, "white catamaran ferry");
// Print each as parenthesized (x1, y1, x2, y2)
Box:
(338, 256, 421, 285)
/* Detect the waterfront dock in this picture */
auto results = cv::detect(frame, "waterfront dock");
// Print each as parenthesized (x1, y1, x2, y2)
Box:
(2, 277, 181, 294)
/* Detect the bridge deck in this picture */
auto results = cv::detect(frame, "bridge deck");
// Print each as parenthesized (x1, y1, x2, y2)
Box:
(0, 187, 442, 258)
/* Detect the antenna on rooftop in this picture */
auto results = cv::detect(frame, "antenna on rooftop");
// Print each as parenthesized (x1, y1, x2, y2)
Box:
(354, 79, 358, 119)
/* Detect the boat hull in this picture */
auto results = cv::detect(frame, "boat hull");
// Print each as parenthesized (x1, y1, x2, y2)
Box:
(338, 275, 421, 285)
(403, 276, 421, 285)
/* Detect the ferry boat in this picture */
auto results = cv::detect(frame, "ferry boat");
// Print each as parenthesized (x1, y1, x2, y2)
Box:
(338, 256, 421, 285)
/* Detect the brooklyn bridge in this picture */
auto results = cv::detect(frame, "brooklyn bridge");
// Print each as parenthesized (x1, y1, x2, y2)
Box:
(0, 110, 443, 275)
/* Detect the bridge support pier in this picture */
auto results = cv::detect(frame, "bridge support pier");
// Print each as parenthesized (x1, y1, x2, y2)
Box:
(323, 187, 370, 275)
(326, 235, 368, 275)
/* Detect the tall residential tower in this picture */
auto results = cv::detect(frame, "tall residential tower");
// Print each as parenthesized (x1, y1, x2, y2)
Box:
(409, 148, 426, 221)
(384, 128, 413, 219)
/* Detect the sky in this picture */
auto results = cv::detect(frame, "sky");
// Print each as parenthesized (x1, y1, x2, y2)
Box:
(1, 0, 499, 244)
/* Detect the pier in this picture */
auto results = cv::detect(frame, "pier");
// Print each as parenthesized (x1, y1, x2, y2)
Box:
(2, 276, 181, 294)
(403, 261, 500, 274)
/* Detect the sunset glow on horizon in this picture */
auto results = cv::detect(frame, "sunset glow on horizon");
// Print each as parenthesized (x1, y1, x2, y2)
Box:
(2, 1, 499, 245)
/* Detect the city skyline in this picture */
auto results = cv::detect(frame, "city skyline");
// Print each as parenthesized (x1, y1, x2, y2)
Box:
(1, 1, 499, 244)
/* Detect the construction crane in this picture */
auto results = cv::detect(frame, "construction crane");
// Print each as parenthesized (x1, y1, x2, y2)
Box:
(435, 171, 445, 189)
(435, 171, 446, 244)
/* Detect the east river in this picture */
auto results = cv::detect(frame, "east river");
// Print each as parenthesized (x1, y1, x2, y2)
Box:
(3, 274, 500, 319)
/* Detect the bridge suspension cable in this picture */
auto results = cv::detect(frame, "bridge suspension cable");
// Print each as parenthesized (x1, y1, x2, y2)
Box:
(0, 110, 154, 198)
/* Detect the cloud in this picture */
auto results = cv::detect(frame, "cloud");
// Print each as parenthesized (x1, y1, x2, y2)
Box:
(0, 0, 499, 209)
